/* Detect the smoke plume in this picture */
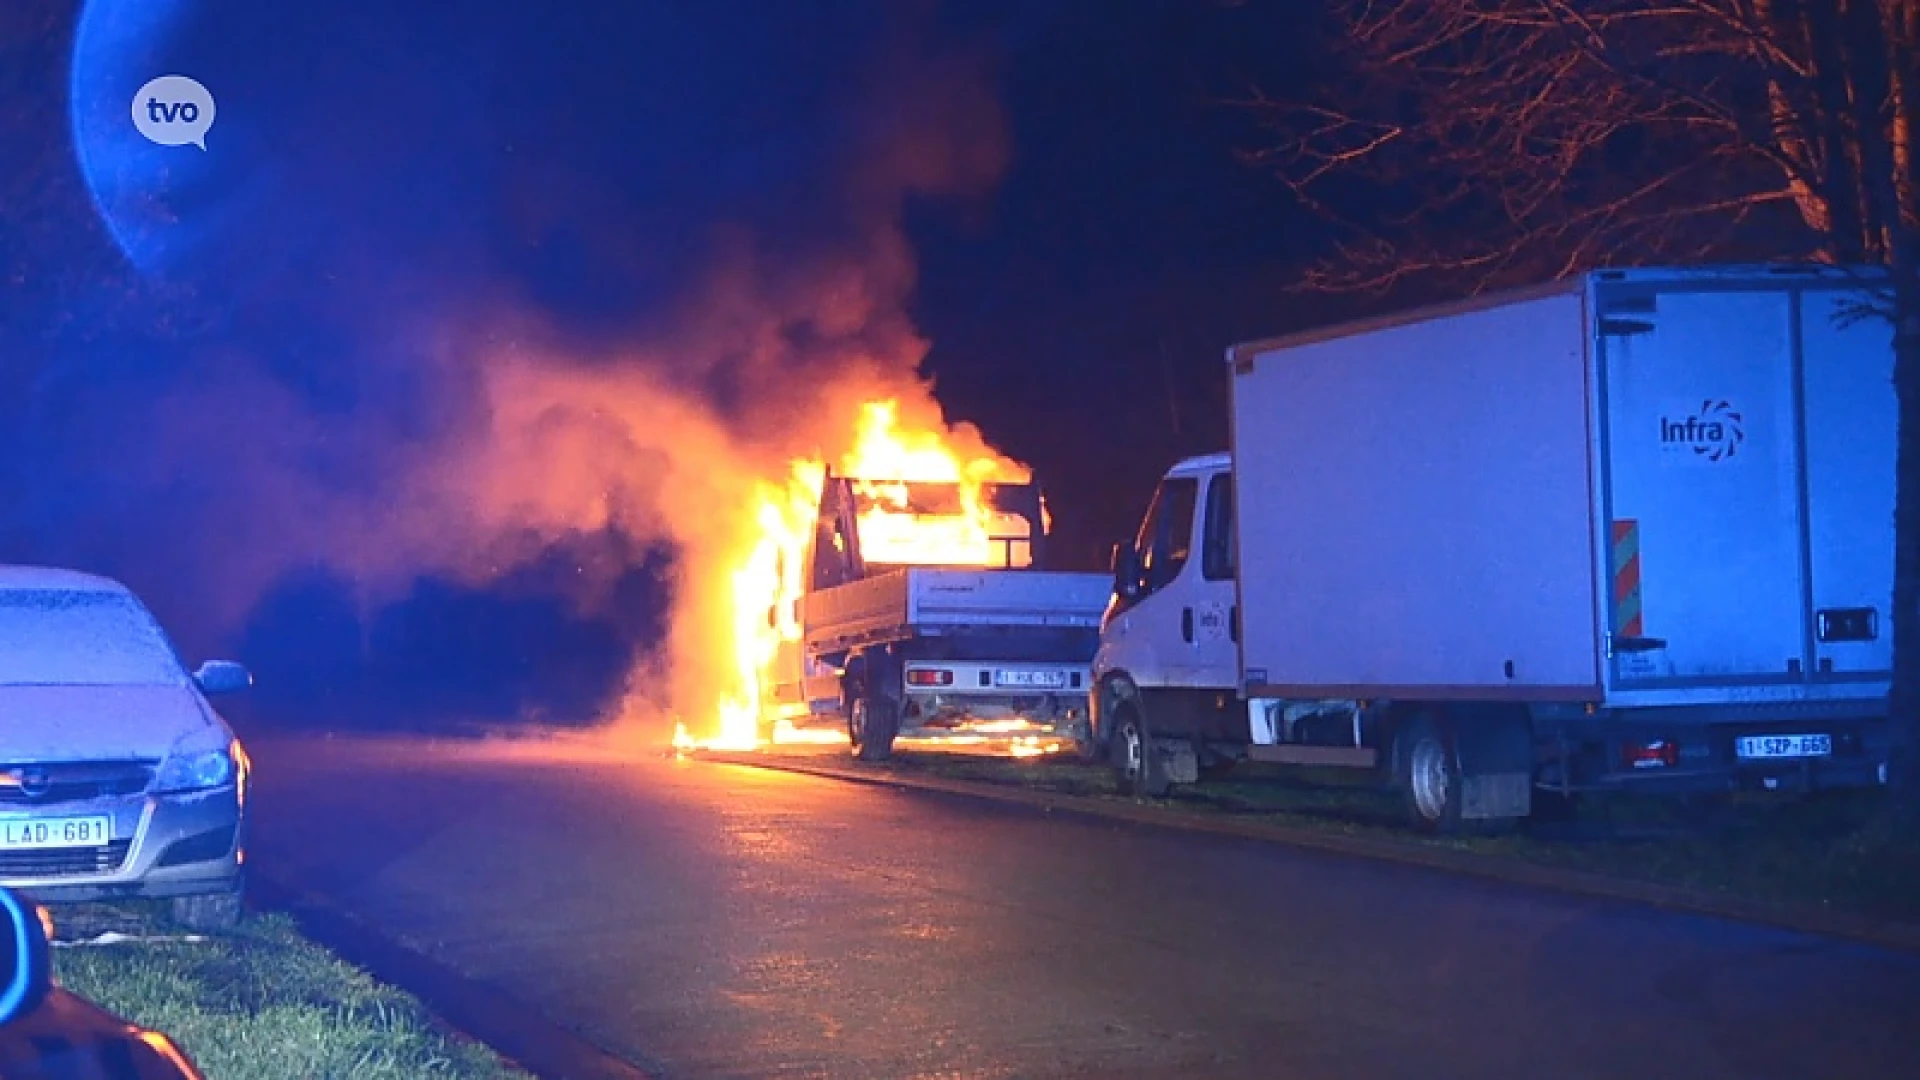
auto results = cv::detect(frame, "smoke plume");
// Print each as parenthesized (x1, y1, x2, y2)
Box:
(8, 0, 1010, 735)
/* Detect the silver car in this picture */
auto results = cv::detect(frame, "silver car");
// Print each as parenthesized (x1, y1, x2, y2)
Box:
(0, 567, 251, 929)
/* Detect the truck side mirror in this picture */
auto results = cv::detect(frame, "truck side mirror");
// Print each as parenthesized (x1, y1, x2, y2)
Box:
(1109, 542, 1140, 597)
(0, 886, 52, 1023)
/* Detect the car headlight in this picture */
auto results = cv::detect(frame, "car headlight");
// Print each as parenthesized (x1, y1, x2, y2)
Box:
(154, 745, 236, 794)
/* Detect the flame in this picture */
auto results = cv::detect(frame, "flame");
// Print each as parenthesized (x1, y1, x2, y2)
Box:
(701, 462, 823, 751)
(846, 401, 1034, 568)
(674, 397, 1036, 752)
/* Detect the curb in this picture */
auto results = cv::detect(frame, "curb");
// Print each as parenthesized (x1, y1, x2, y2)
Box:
(695, 750, 1920, 957)
(250, 875, 660, 1080)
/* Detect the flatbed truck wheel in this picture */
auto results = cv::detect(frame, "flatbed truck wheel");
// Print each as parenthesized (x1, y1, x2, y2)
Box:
(848, 685, 900, 763)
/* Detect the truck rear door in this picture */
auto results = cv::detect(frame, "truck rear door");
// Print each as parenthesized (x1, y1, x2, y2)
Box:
(1800, 287, 1897, 677)
(1599, 283, 1806, 686)
(1596, 278, 1895, 690)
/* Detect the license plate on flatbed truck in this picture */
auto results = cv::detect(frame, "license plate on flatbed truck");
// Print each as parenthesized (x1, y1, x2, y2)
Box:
(995, 669, 1069, 689)
(0, 815, 112, 849)
(1735, 734, 1832, 760)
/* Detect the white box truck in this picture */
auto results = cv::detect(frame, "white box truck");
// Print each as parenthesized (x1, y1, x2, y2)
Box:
(1089, 265, 1895, 830)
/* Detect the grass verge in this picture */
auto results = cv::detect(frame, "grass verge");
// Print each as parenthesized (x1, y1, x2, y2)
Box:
(47, 901, 531, 1080)
(775, 750, 1920, 927)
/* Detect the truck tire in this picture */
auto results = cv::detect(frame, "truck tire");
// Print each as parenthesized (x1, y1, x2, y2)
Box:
(1395, 714, 1463, 834)
(1110, 705, 1170, 798)
(847, 655, 902, 763)
(849, 694, 900, 761)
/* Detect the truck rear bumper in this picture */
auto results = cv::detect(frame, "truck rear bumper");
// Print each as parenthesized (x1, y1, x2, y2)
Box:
(900, 691, 1090, 744)
(1577, 756, 1887, 795)
(1544, 715, 1890, 795)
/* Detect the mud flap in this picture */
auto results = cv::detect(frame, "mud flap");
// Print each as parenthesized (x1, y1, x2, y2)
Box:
(1455, 713, 1533, 820)
(1460, 774, 1530, 820)
(1156, 739, 1200, 786)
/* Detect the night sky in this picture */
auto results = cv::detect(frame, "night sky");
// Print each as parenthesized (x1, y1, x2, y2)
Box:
(1, 0, 1359, 731)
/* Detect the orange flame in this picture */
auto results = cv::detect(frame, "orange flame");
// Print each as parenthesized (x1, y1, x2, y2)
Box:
(674, 398, 1035, 751)
(845, 400, 1035, 569)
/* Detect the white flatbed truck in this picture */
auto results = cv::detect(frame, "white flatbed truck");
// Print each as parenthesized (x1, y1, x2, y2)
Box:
(772, 472, 1110, 760)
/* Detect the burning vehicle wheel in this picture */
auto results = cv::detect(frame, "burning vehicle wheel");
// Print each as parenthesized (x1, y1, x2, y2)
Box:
(849, 692, 899, 762)
(1110, 707, 1168, 797)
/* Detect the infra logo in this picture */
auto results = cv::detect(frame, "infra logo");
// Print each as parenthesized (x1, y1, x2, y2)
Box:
(1660, 399, 1744, 462)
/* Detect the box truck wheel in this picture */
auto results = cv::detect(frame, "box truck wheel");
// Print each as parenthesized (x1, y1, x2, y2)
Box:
(1110, 706, 1170, 797)
(1396, 714, 1463, 833)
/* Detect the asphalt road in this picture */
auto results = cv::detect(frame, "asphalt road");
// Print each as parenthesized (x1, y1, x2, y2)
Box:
(244, 734, 1920, 1080)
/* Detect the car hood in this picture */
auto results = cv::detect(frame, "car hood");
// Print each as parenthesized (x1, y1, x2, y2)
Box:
(0, 684, 223, 762)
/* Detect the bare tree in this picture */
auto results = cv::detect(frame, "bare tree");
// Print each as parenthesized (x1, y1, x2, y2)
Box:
(1241, 0, 1920, 822)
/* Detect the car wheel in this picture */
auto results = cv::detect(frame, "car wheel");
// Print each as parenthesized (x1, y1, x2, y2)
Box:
(172, 883, 243, 932)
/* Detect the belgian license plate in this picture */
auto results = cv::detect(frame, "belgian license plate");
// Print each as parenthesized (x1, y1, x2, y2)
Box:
(0, 815, 112, 850)
(1736, 734, 1832, 760)
(995, 669, 1069, 689)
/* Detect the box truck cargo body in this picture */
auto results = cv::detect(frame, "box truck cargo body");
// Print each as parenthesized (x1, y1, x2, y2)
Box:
(1090, 266, 1894, 829)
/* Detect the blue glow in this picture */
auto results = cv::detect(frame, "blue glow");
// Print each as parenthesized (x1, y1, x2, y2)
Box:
(0, 889, 38, 1022)
(69, 0, 206, 273)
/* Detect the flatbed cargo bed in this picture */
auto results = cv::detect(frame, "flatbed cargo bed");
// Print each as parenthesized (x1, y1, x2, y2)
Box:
(803, 568, 1112, 654)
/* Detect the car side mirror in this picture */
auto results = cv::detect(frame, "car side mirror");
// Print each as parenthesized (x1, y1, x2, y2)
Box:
(1, 886, 52, 1023)
(193, 660, 253, 696)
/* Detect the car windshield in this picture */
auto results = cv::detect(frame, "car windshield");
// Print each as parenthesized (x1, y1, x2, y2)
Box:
(0, 589, 184, 686)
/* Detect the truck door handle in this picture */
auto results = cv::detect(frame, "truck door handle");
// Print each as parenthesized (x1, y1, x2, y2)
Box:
(1229, 605, 1237, 644)
(1181, 608, 1194, 643)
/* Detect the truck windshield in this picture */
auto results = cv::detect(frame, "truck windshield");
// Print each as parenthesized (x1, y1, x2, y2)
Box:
(851, 480, 1037, 569)
(1131, 476, 1198, 594)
